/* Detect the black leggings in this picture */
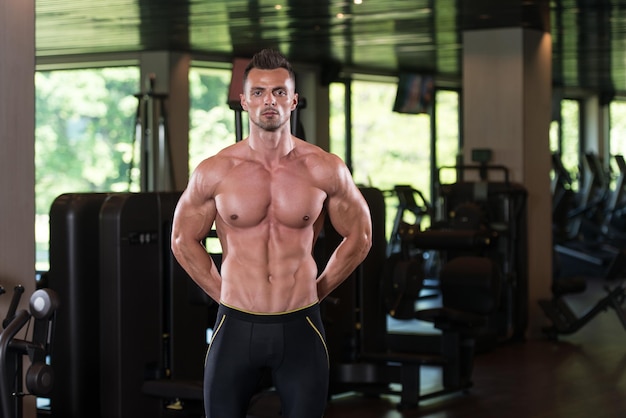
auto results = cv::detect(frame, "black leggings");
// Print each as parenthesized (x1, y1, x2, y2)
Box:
(204, 303, 329, 418)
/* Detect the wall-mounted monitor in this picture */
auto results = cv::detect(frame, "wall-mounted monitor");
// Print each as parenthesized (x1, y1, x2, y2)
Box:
(393, 73, 435, 115)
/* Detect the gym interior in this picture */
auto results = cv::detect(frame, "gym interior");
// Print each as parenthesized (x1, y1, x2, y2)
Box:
(2, 1, 626, 418)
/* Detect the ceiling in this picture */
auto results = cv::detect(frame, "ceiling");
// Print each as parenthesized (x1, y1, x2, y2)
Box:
(35, 0, 626, 94)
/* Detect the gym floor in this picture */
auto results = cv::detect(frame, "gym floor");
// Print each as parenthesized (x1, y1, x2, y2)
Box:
(247, 277, 626, 418)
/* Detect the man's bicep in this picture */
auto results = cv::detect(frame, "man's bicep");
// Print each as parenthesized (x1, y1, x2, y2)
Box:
(327, 186, 371, 238)
(174, 185, 217, 242)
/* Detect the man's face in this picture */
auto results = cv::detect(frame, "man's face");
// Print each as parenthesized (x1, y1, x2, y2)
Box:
(240, 68, 298, 132)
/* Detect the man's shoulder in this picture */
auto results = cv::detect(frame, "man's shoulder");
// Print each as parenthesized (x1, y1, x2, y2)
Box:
(216, 140, 247, 158)
(294, 138, 342, 165)
(188, 145, 248, 197)
(198, 142, 246, 168)
(292, 140, 353, 195)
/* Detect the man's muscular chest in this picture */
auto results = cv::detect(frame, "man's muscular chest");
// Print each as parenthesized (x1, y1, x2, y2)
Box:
(215, 161, 326, 229)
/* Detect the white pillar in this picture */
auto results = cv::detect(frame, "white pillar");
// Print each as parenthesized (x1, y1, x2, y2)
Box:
(0, 1, 37, 417)
(293, 65, 331, 150)
(463, 28, 553, 338)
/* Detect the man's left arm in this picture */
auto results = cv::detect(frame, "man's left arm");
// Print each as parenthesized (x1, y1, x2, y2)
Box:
(316, 162, 372, 301)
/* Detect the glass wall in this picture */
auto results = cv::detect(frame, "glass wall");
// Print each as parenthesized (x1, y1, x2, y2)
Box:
(349, 80, 431, 194)
(610, 100, 626, 157)
(561, 99, 581, 185)
(330, 79, 432, 238)
(435, 89, 460, 186)
(35, 65, 243, 270)
(188, 66, 242, 171)
(330, 79, 460, 238)
(550, 98, 581, 191)
(329, 82, 347, 161)
(35, 65, 462, 270)
(35, 67, 140, 271)
(188, 65, 242, 252)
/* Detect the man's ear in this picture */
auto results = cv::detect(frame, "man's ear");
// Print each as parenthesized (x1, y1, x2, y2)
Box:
(291, 92, 299, 111)
(239, 93, 248, 111)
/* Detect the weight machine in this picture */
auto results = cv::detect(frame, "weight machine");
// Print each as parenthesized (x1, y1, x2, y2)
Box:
(47, 192, 212, 418)
(321, 187, 504, 410)
(435, 163, 529, 341)
(131, 74, 175, 191)
(0, 285, 59, 418)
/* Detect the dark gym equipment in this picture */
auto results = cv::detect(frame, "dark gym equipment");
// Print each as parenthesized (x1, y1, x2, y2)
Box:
(544, 152, 626, 338)
(319, 157, 530, 409)
(141, 230, 222, 417)
(567, 152, 610, 241)
(0, 286, 59, 418)
(47, 192, 212, 418)
(2, 285, 24, 330)
(47, 193, 110, 417)
(436, 163, 529, 341)
(383, 185, 439, 312)
(539, 277, 626, 338)
(551, 152, 626, 279)
(387, 185, 434, 257)
(44, 171, 526, 414)
(99, 193, 173, 418)
(322, 187, 506, 410)
(551, 152, 576, 242)
(331, 255, 502, 410)
(601, 155, 626, 241)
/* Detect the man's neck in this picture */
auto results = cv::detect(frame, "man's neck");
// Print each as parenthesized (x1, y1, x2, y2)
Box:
(246, 127, 295, 165)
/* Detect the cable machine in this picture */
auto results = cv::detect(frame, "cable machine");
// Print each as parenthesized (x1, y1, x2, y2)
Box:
(131, 74, 175, 191)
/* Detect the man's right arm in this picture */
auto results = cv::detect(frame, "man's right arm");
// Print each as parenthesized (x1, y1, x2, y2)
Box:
(171, 161, 223, 302)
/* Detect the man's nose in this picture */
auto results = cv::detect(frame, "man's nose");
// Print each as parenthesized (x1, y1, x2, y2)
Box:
(264, 93, 276, 105)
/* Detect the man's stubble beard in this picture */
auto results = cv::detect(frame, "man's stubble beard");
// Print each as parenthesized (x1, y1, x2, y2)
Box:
(251, 113, 287, 132)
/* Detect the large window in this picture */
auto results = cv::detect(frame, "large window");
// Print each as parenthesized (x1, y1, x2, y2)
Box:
(330, 79, 432, 238)
(330, 79, 460, 238)
(610, 100, 626, 157)
(350, 80, 431, 194)
(550, 98, 581, 190)
(435, 89, 460, 186)
(35, 65, 243, 270)
(188, 66, 241, 171)
(35, 66, 462, 268)
(35, 67, 140, 271)
(329, 82, 347, 161)
(188, 65, 241, 253)
(561, 99, 581, 180)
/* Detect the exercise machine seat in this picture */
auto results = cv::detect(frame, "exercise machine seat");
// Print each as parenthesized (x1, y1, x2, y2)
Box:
(416, 256, 501, 331)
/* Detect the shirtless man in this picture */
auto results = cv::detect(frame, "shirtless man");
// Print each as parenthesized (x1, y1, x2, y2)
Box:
(171, 49, 372, 418)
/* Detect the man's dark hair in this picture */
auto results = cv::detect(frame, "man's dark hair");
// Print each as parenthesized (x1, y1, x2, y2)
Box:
(243, 49, 295, 85)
